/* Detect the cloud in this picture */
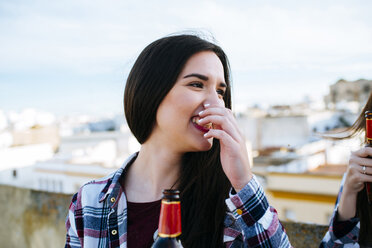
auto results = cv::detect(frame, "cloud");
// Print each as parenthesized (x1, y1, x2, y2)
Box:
(0, 0, 371, 113)
(1, 0, 371, 71)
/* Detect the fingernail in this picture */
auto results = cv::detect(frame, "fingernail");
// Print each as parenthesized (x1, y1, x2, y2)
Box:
(204, 103, 210, 107)
(198, 110, 204, 115)
(204, 133, 208, 137)
(198, 118, 204, 123)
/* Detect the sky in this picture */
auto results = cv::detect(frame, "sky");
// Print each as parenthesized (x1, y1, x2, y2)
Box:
(0, 0, 372, 116)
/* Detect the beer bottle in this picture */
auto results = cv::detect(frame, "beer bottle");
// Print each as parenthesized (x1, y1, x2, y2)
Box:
(151, 189, 183, 248)
(365, 111, 372, 203)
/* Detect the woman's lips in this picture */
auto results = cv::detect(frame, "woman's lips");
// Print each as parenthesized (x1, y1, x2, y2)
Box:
(192, 116, 213, 133)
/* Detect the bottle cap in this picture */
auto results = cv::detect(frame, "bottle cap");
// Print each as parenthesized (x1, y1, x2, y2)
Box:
(162, 189, 180, 200)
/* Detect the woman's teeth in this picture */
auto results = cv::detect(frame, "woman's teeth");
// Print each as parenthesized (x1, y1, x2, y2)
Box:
(192, 117, 213, 129)
(205, 122, 213, 129)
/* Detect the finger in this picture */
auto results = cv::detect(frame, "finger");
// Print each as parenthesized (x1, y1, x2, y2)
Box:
(356, 164, 372, 175)
(199, 107, 241, 135)
(198, 115, 240, 142)
(204, 102, 225, 109)
(204, 128, 236, 147)
(199, 106, 230, 117)
(349, 162, 372, 175)
(360, 174, 372, 183)
(349, 154, 372, 168)
(352, 147, 372, 158)
(348, 163, 372, 183)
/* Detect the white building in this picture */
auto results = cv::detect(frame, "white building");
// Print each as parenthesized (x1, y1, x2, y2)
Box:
(324, 78, 372, 111)
(0, 129, 142, 194)
(237, 108, 357, 152)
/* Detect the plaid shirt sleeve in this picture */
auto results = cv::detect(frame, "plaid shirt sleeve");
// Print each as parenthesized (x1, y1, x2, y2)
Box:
(319, 175, 360, 248)
(225, 175, 292, 248)
(319, 211, 359, 247)
(65, 193, 82, 248)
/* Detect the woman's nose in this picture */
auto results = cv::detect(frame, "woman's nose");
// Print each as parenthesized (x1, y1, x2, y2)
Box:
(203, 90, 224, 107)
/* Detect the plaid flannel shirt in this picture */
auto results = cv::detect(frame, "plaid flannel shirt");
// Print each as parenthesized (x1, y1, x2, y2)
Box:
(65, 153, 292, 248)
(320, 174, 360, 248)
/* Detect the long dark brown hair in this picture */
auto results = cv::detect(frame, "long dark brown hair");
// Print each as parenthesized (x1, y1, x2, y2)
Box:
(327, 93, 372, 245)
(124, 34, 232, 247)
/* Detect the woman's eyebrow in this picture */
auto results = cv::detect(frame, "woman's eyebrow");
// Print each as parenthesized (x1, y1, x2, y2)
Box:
(183, 73, 209, 81)
(219, 82, 227, 88)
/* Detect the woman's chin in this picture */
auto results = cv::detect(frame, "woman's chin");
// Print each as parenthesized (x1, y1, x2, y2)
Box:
(193, 137, 214, 151)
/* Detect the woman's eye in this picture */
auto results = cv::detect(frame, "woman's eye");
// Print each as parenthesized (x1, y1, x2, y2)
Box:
(217, 89, 226, 96)
(189, 82, 203, 88)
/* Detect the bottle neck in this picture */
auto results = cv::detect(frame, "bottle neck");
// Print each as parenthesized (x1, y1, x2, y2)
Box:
(158, 199, 182, 238)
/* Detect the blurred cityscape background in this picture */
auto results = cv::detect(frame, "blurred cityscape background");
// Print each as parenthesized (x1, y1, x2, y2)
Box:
(1, 78, 371, 223)
(1, 0, 372, 247)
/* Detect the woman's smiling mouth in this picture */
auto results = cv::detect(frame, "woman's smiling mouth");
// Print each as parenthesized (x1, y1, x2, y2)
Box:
(192, 116, 213, 133)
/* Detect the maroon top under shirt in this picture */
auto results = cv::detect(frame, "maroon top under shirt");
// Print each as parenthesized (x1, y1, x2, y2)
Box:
(127, 199, 162, 248)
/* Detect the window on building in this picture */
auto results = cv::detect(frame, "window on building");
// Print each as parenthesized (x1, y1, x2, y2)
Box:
(59, 181, 63, 193)
(52, 180, 56, 192)
(331, 91, 337, 102)
(363, 84, 370, 93)
(38, 178, 43, 190)
(346, 89, 353, 101)
(12, 170, 17, 178)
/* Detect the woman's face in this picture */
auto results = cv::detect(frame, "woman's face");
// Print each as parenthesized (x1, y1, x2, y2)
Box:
(151, 51, 227, 152)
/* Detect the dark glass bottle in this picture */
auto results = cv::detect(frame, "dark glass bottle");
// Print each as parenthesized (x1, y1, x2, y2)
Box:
(365, 111, 372, 204)
(151, 189, 183, 248)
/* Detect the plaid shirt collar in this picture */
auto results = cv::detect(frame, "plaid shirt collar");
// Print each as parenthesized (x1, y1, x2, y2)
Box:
(98, 152, 139, 205)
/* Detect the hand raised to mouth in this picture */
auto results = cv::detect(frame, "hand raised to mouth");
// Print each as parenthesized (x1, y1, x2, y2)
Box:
(199, 103, 252, 193)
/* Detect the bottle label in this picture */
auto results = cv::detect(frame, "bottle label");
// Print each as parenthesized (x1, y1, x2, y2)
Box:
(158, 200, 182, 238)
(367, 118, 372, 141)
